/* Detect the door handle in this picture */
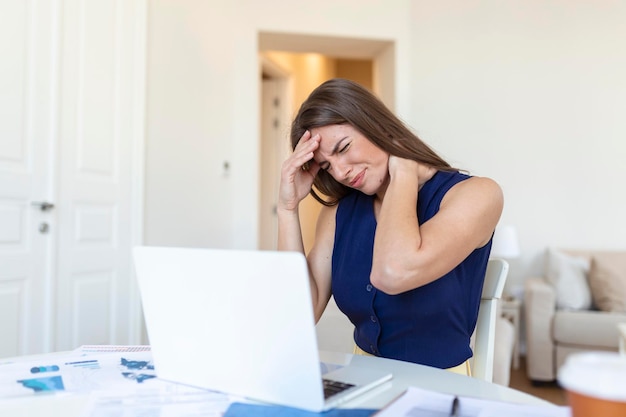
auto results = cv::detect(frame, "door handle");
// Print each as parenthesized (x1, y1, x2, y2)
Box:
(31, 201, 55, 211)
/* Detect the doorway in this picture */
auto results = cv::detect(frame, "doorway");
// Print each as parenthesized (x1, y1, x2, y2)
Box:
(258, 32, 395, 252)
(257, 33, 396, 353)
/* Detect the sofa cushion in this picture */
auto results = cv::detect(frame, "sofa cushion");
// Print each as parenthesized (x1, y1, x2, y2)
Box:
(588, 253, 626, 312)
(553, 310, 626, 348)
(545, 248, 592, 310)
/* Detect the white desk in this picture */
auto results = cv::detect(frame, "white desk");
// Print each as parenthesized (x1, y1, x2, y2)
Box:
(0, 349, 552, 416)
(319, 351, 550, 409)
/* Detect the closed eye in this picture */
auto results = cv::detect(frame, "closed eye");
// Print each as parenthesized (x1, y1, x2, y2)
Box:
(319, 137, 350, 171)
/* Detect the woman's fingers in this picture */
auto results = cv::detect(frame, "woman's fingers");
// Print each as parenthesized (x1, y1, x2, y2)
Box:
(278, 131, 321, 211)
(292, 131, 320, 168)
(286, 131, 320, 175)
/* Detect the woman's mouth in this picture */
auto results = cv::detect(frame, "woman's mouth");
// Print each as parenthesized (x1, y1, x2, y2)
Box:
(349, 170, 365, 188)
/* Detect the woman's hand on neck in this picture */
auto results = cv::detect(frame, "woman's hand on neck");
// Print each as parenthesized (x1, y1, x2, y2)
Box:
(377, 156, 436, 200)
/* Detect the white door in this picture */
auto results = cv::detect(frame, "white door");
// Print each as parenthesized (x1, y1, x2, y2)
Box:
(259, 79, 283, 250)
(0, 0, 144, 357)
(54, 0, 143, 351)
(259, 67, 292, 251)
(0, 0, 57, 357)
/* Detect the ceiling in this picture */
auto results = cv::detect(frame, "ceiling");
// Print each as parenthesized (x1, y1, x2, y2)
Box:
(259, 32, 393, 59)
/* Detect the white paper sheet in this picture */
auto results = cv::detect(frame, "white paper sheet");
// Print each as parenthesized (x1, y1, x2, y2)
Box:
(81, 387, 234, 417)
(373, 386, 571, 417)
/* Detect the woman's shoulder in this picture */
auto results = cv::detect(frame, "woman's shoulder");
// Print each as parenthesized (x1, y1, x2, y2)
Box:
(434, 170, 500, 193)
(317, 203, 338, 229)
(457, 175, 501, 193)
(421, 170, 469, 198)
(445, 174, 503, 208)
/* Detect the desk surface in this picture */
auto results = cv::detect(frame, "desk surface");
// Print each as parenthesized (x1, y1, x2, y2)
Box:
(0, 349, 552, 416)
(319, 351, 550, 409)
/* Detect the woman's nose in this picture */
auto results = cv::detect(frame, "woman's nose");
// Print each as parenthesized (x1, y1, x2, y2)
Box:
(332, 160, 351, 182)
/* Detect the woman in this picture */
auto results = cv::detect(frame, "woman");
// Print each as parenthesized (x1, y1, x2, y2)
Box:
(277, 78, 503, 375)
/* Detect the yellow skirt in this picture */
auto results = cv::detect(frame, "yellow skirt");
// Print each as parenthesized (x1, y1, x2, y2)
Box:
(353, 345, 472, 376)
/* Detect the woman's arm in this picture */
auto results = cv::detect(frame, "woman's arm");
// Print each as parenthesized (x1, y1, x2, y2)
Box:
(277, 130, 334, 321)
(276, 203, 335, 322)
(371, 156, 503, 295)
(304, 205, 336, 322)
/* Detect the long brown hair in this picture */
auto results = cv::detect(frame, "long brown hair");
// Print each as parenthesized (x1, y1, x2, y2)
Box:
(291, 78, 455, 206)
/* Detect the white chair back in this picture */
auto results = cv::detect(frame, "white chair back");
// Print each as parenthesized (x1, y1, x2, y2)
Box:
(472, 258, 509, 382)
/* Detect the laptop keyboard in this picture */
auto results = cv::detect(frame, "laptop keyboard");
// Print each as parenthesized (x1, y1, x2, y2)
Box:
(322, 379, 355, 399)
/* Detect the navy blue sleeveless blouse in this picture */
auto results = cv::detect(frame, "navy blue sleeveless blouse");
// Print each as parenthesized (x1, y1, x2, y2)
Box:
(332, 170, 492, 368)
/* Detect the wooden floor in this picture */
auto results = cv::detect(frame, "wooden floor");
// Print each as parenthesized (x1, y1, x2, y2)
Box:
(508, 357, 568, 406)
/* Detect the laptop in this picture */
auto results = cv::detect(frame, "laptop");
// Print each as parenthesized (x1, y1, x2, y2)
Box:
(133, 246, 392, 412)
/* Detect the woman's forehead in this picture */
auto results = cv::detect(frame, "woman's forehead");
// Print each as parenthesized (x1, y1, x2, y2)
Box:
(311, 124, 354, 143)
(311, 125, 348, 157)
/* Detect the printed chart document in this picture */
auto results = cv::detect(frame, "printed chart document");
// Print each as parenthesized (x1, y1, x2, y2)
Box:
(373, 386, 570, 417)
(0, 345, 236, 417)
(0, 346, 160, 397)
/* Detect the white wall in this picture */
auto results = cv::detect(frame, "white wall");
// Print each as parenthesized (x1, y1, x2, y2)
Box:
(146, 0, 239, 247)
(407, 1, 626, 294)
(145, 0, 411, 249)
(146, 0, 626, 294)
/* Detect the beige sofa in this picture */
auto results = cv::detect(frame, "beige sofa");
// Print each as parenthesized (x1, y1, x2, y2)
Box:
(524, 249, 626, 382)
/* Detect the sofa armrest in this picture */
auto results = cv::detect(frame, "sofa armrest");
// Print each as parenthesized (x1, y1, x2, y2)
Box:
(524, 276, 557, 382)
